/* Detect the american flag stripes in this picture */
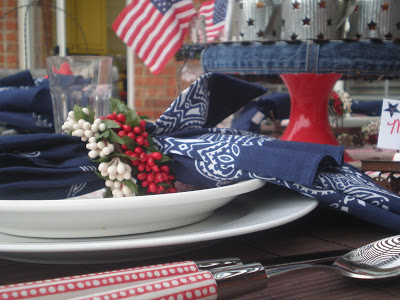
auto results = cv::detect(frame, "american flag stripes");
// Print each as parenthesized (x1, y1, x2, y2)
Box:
(112, 0, 196, 75)
(198, 0, 228, 42)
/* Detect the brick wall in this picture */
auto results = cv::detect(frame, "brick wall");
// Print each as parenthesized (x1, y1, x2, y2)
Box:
(0, 0, 19, 69)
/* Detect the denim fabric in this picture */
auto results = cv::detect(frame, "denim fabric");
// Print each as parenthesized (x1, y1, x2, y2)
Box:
(201, 40, 400, 78)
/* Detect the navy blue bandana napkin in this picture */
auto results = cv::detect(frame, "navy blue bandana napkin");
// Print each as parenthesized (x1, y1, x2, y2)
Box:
(0, 71, 54, 134)
(0, 72, 399, 232)
(147, 73, 400, 232)
(0, 134, 103, 200)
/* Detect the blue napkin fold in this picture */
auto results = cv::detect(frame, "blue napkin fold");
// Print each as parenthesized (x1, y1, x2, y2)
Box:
(231, 92, 291, 132)
(0, 71, 54, 133)
(0, 134, 103, 200)
(351, 100, 383, 116)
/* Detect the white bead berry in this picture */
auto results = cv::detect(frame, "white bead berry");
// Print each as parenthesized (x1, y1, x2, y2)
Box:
(84, 130, 93, 138)
(123, 171, 131, 180)
(113, 181, 121, 189)
(82, 108, 90, 114)
(83, 122, 91, 130)
(107, 165, 117, 175)
(88, 150, 98, 159)
(74, 129, 84, 137)
(91, 123, 99, 133)
(97, 141, 105, 150)
(102, 146, 111, 156)
(117, 163, 126, 175)
(99, 123, 106, 131)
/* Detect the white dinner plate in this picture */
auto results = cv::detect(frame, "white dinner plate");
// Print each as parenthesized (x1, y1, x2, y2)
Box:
(0, 186, 318, 264)
(0, 179, 265, 238)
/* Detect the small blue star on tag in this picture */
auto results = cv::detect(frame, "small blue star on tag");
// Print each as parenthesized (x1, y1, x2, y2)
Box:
(384, 102, 400, 117)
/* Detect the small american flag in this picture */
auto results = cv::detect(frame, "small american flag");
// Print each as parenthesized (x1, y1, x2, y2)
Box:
(112, 0, 196, 75)
(198, 0, 228, 43)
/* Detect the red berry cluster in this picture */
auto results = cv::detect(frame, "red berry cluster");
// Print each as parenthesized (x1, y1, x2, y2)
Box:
(330, 91, 343, 116)
(105, 111, 177, 195)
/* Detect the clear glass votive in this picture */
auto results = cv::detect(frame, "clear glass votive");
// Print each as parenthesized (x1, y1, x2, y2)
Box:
(46, 56, 113, 134)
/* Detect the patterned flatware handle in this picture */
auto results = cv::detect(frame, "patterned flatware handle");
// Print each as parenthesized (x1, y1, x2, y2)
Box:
(74, 271, 218, 300)
(73, 263, 268, 300)
(0, 259, 241, 300)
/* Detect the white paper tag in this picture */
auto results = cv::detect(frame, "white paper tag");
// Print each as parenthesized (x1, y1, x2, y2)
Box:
(251, 111, 265, 125)
(377, 98, 400, 150)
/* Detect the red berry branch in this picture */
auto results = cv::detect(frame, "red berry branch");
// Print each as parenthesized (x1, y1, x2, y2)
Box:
(62, 98, 177, 198)
(104, 110, 177, 195)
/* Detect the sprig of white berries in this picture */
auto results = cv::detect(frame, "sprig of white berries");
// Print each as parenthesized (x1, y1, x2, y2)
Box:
(61, 109, 106, 143)
(61, 108, 137, 198)
(99, 157, 136, 197)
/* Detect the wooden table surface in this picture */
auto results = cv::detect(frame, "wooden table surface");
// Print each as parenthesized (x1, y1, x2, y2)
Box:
(0, 147, 399, 299)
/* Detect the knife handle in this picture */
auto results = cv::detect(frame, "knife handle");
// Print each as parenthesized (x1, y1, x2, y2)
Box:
(0, 259, 242, 300)
(74, 263, 267, 300)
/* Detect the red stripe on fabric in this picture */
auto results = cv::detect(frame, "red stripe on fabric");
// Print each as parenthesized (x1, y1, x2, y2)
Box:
(116, 1, 150, 41)
(111, 0, 137, 31)
(124, 5, 159, 47)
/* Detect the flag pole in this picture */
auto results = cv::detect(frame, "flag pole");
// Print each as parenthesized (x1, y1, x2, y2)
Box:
(126, 0, 135, 109)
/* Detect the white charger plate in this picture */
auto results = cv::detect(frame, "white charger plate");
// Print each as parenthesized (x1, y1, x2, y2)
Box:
(0, 179, 265, 238)
(0, 187, 318, 264)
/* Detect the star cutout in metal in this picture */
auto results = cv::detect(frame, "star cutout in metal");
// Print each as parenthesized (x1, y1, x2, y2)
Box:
(282, 19, 286, 27)
(397, 22, 400, 30)
(240, 32, 245, 38)
(239, 2, 244, 9)
(381, 3, 389, 11)
(257, 30, 264, 38)
(256, 0, 264, 9)
(355, 33, 362, 38)
(385, 32, 393, 39)
(327, 18, 333, 26)
(290, 33, 298, 40)
(384, 102, 400, 117)
(302, 17, 311, 26)
(368, 20, 377, 30)
(247, 18, 254, 26)
(319, 1, 327, 8)
(317, 32, 325, 39)
(292, 1, 300, 9)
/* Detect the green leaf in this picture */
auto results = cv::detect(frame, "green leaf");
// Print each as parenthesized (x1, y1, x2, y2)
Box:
(96, 129, 110, 140)
(122, 179, 139, 194)
(92, 156, 111, 163)
(122, 135, 136, 149)
(137, 184, 147, 196)
(73, 105, 86, 122)
(139, 115, 150, 120)
(158, 182, 173, 187)
(108, 130, 125, 144)
(73, 105, 95, 123)
(102, 119, 120, 129)
(125, 110, 140, 127)
(103, 187, 113, 198)
(86, 106, 95, 123)
(94, 171, 108, 180)
(158, 155, 173, 163)
(110, 98, 129, 114)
